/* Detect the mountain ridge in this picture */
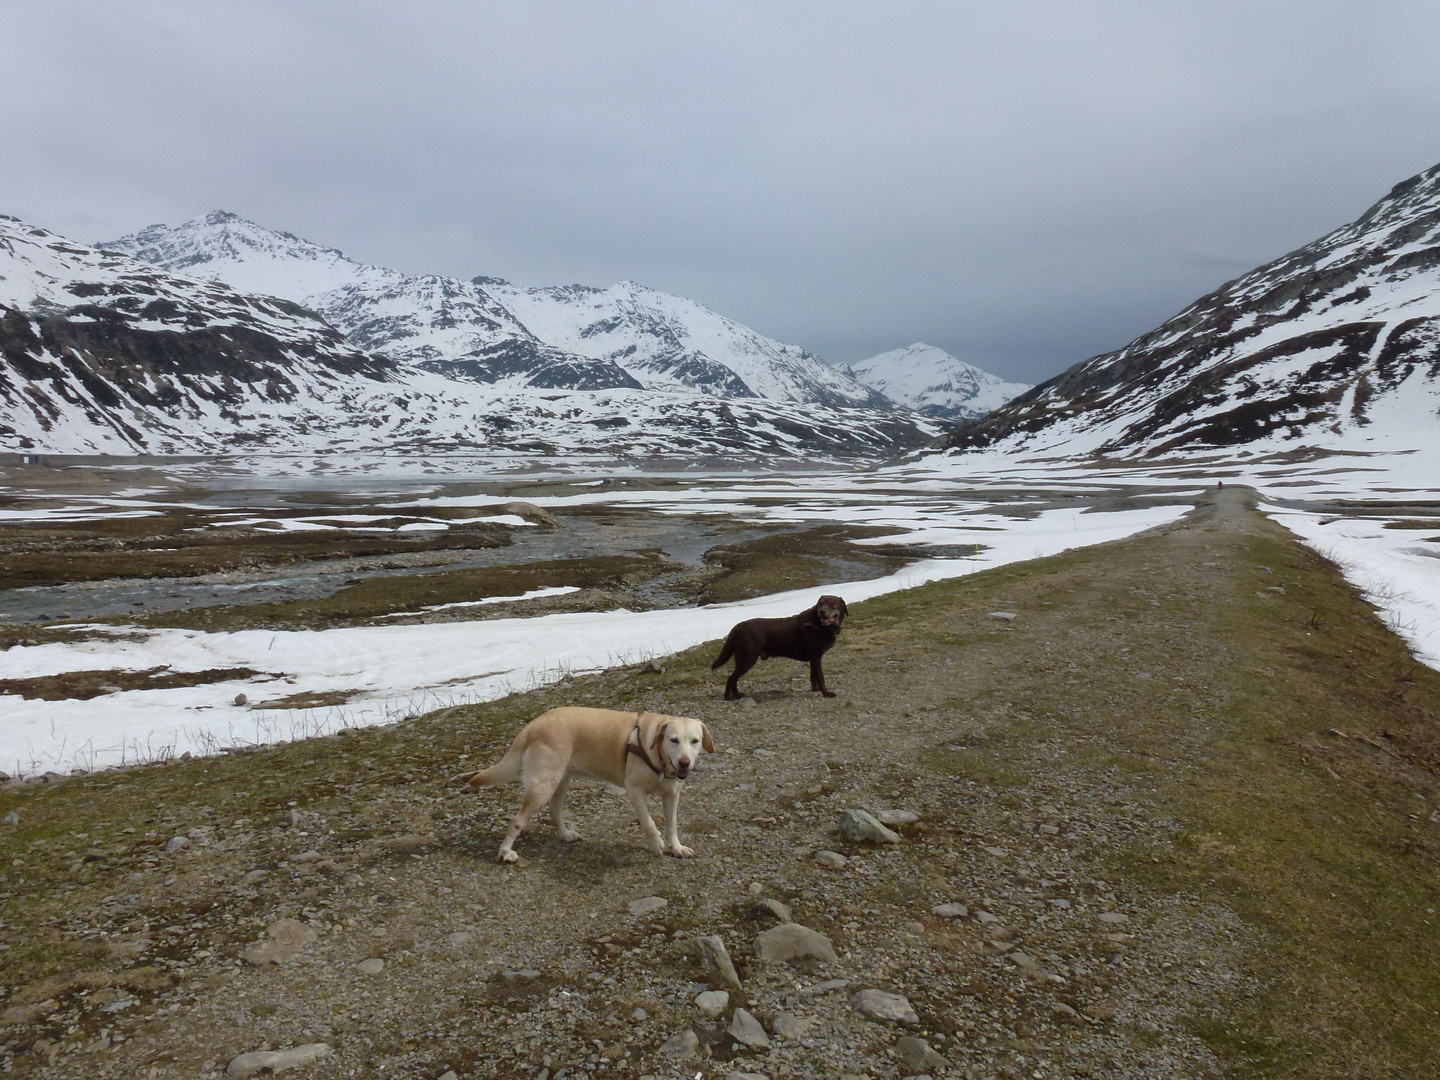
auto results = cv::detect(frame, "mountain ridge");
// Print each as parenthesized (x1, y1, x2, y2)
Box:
(945, 162, 1440, 458)
(843, 342, 1031, 419)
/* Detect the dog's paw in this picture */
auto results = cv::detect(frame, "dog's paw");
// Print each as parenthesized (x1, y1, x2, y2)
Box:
(558, 828, 582, 843)
(821, 690, 837, 698)
(669, 845, 696, 858)
(499, 849, 519, 863)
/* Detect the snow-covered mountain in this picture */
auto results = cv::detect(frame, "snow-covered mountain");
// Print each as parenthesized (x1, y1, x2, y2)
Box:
(0, 215, 936, 458)
(947, 163, 1440, 459)
(842, 342, 1030, 419)
(100, 212, 888, 407)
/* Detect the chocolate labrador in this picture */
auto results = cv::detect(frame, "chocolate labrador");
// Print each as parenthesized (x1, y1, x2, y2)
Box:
(711, 594, 847, 700)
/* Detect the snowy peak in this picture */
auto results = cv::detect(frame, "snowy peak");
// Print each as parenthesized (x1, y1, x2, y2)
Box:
(100, 213, 888, 406)
(947, 161, 1440, 458)
(844, 342, 1030, 419)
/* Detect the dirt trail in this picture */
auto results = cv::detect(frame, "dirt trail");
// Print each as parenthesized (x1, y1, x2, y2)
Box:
(2, 487, 1438, 1079)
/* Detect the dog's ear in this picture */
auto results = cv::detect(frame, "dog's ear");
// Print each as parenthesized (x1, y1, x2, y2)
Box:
(649, 720, 669, 760)
(701, 723, 715, 755)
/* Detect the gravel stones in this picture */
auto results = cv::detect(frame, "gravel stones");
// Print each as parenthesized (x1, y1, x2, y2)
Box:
(627, 895, 668, 916)
(932, 902, 968, 918)
(851, 988, 919, 1024)
(728, 1007, 771, 1049)
(695, 934, 743, 990)
(895, 1035, 949, 1072)
(695, 990, 729, 1017)
(838, 808, 901, 844)
(755, 923, 839, 965)
(225, 1043, 331, 1077)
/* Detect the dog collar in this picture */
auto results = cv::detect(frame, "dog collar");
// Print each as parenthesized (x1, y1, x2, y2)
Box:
(627, 721, 674, 780)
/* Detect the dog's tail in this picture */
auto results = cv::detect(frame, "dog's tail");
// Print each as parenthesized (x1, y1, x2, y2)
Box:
(711, 630, 735, 670)
(463, 741, 525, 791)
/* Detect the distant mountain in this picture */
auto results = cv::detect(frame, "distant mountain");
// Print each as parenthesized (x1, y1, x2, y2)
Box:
(101, 211, 888, 407)
(0, 215, 936, 458)
(842, 342, 1030, 419)
(947, 163, 1440, 458)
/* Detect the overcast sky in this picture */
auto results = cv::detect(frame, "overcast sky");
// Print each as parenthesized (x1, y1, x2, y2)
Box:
(5, 2, 1440, 382)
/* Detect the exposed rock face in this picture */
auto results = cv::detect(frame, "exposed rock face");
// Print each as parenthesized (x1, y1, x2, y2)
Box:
(946, 162, 1440, 458)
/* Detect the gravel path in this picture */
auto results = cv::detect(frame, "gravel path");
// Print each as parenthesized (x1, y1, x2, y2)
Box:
(3, 487, 1431, 1079)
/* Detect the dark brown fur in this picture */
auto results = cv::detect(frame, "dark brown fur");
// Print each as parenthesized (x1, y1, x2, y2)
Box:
(711, 594, 847, 700)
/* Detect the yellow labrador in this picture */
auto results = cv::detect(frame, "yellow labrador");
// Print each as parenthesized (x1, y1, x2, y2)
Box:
(465, 707, 714, 863)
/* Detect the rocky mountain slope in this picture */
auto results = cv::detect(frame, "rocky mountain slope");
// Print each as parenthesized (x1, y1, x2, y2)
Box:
(843, 342, 1030, 419)
(0, 216, 935, 459)
(101, 212, 887, 407)
(947, 162, 1440, 457)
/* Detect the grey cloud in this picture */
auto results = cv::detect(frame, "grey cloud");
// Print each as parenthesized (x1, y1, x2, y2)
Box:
(4, 1, 1440, 383)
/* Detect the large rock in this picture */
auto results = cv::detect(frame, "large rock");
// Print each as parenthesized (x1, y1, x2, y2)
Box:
(839, 809, 901, 844)
(851, 988, 919, 1024)
(695, 934, 743, 990)
(225, 1043, 331, 1077)
(755, 924, 839, 965)
(728, 1008, 771, 1049)
(895, 1035, 949, 1072)
(660, 1028, 700, 1059)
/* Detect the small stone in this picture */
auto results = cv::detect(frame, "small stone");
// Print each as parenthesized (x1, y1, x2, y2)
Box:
(895, 1035, 949, 1072)
(1051, 1002, 1083, 1024)
(286, 808, 304, 828)
(166, 835, 189, 853)
(695, 935, 743, 990)
(225, 1043, 331, 1077)
(747, 881, 764, 895)
(242, 869, 269, 884)
(355, 958, 385, 975)
(772, 1012, 813, 1039)
(875, 809, 919, 825)
(851, 988, 919, 1024)
(756, 897, 793, 923)
(983, 845, 1007, 857)
(695, 990, 729, 1017)
(660, 1028, 700, 1059)
(1038, 824, 1060, 835)
(233, 693, 248, 706)
(1084, 1002, 1117, 1022)
(641, 659, 666, 674)
(723, 1073, 770, 1080)
(813, 849, 848, 869)
(292, 850, 322, 862)
(3, 811, 17, 826)
(447, 932, 473, 947)
(755, 924, 839, 965)
(628, 895, 669, 916)
(987, 611, 1017, 621)
(800, 978, 850, 996)
(502, 968, 540, 980)
(267, 918, 318, 947)
(438, 1072, 459, 1080)
(728, 1007, 771, 1049)
(932, 903, 968, 919)
(751, 748, 775, 757)
(1097, 911, 1129, 924)
(975, 910, 1000, 924)
(1008, 949, 1040, 973)
(735, 697, 757, 710)
(631, 1007, 648, 1022)
(838, 809, 900, 844)
(902, 919, 924, 934)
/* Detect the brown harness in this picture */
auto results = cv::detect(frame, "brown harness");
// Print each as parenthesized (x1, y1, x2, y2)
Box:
(626, 711, 674, 780)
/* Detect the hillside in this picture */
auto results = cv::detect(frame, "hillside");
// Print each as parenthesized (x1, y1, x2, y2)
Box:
(947, 162, 1440, 457)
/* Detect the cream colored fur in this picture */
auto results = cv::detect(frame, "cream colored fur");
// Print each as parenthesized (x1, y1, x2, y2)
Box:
(465, 707, 714, 863)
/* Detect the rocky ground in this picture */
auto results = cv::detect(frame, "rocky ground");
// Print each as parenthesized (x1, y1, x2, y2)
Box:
(2, 487, 1438, 1079)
